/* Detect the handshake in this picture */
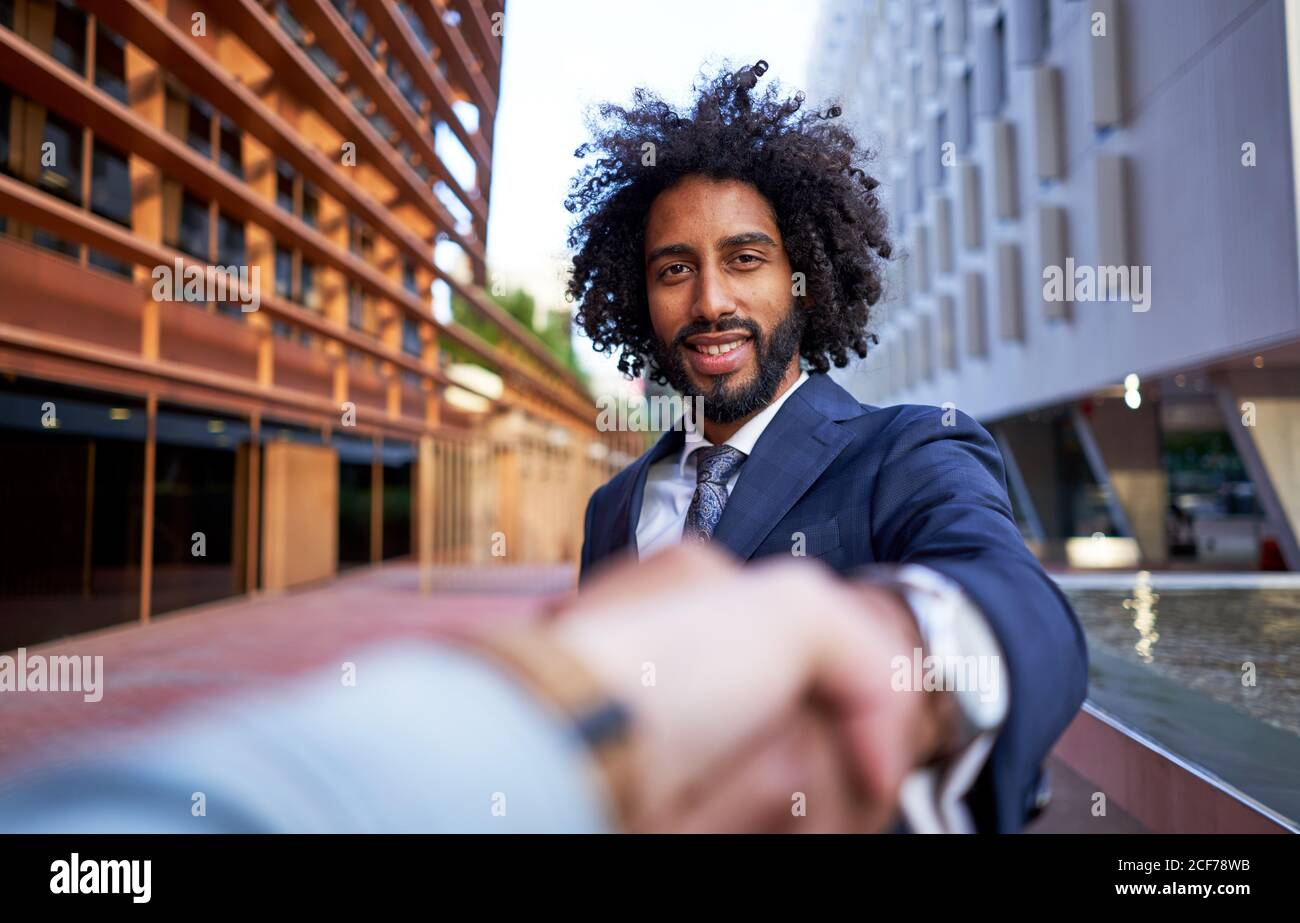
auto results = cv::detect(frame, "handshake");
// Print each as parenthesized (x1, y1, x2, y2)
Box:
(478, 543, 957, 833)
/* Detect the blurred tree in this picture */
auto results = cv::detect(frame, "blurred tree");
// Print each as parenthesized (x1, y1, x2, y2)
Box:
(447, 286, 588, 389)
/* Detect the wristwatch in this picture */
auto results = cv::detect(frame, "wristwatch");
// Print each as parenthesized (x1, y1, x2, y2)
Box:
(855, 564, 1009, 755)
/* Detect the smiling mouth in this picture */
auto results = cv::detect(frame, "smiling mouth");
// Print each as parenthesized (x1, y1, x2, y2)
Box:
(693, 340, 745, 356)
(685, 334, 752, 356)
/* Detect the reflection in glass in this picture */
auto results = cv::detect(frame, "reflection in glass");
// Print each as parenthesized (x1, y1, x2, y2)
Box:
(337, 435, 373, 570)
(151, 407, 251, 616)
(0, 378, 144, 650)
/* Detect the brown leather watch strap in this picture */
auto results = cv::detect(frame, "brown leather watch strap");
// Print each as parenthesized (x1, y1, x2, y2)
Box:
(455, 627, 640, 830)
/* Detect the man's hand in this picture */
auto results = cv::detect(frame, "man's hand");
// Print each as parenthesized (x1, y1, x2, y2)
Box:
(547, 544, 953, 832)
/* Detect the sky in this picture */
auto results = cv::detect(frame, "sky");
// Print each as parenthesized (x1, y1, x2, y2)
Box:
(484, 0, 827, 393)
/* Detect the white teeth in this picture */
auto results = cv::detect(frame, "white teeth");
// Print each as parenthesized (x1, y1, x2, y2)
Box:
(697, 340, 744, 356)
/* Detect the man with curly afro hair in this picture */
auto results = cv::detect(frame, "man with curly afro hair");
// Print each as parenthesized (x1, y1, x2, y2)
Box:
(568, 61, 1086, 835)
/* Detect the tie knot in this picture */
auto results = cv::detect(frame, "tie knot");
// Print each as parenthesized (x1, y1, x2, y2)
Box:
(692, 445, 747, 486)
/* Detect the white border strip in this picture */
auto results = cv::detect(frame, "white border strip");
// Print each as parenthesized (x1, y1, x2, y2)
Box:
(1051, 571, 1300, 590)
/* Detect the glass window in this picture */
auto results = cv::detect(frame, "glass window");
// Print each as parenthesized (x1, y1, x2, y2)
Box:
(94, 26, 128, 105)
(348, 286, 364, 330)
(214, 254, 247, 315)
(382, 439, 414, 560)
(90, 138, 132, 227)
(337, 434, 373, 570)
(348, 216, 373, 257)
(0, 87, 13, 175)
(216, 211, 245, 265)
(349, 7, 370, 44)
(39, 111, 83, 205)
(0, 378, 145, 650)
(276, 160, 295, 214)
(152, 406, 252, 615)
(218, 116, 242, 178)
(301, 259, 318, 309)
(275, 245, 293, 299)
(51, 0, 87, 76)
(401, 316, 421, 357)
(399, 3, 433, 54)
(367, 111, 395, 140)
(185, 96, 213, 159)
(176, 190, 209, 261)
(306, 45, 341, 82)
(88, 248, 133, 279)
(274, 1, 305, 42)
(302, 182, 319, 229)
(32, 228, 78, 258)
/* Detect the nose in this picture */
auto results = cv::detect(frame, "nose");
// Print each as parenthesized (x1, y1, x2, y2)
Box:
(691, 263, 736, 327)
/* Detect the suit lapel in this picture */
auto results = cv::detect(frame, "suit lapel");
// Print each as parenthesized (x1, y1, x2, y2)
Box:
(711, 374, 863, 561)
(609, 427, 684, 559)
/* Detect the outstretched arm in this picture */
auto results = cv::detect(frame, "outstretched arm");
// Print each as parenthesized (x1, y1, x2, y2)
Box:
(869, 406, 1089, 832)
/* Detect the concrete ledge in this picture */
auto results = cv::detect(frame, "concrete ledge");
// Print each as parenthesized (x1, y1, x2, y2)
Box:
(1052, 703, 1295, 834)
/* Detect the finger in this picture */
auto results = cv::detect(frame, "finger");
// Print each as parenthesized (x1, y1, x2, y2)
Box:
(641, 705, 885, 834)
(639, 709, 824, 833)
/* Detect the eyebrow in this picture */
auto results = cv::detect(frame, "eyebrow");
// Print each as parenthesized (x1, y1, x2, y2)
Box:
(645, 242, 695, 264)
(645, 231, 778, 265)
(716, 231, 778, 250)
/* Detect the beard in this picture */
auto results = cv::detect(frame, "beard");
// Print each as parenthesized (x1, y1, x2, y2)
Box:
(651, 303, 805, 425)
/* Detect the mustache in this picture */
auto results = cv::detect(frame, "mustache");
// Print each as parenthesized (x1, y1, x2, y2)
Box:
(670, 316, 762, 350)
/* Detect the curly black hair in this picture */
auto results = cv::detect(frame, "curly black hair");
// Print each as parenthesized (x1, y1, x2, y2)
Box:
(565, 60, 892, 384)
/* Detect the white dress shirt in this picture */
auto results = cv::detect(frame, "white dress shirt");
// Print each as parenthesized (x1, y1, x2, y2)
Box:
(637, 370, 811, 556)
(633, 372, 1010, 833)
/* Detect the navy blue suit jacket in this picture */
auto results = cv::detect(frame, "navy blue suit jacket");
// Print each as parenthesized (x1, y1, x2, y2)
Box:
(578, 372, 1088, 833)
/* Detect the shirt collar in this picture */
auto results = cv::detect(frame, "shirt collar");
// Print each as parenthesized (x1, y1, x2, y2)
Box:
(676, 370, 810, 477)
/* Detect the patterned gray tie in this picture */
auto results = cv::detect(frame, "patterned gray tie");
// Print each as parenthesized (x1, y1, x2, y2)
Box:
(682, 445, 748, 542)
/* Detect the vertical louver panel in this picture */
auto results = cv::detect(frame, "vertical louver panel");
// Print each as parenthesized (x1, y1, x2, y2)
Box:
(943, 0, 968, 54)
(923, 12, 941, 96)
(964, 271, 989, 358)
(1038, 204, 1070, 321)
(911, 144, 926, 210)
(914, 222, 932, 294)
(992, 119, 1019, 219)
(903, 324, 917, 389)
(997, 242, 1024, 341)
(935, 196, 955, 274)
(1096, 153, 1129, 270)
(1033, 65, 1064, 180)
(1009, 0, 1047, 66)
(927, 109, 946, 188)
(947, 64, 973, 152)
(939, 293, 959, 370)
(961, 162, 982, 249)
(1089, 0, 1123, 127)
(973, 9, 1005, 116)
(918, 312, 935, 381)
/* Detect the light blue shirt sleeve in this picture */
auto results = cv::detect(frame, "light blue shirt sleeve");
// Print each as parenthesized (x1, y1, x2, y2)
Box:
(0, 642, 615, 833)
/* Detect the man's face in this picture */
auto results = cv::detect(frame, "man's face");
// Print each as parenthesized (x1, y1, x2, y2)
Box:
(643, 176, 803, 424)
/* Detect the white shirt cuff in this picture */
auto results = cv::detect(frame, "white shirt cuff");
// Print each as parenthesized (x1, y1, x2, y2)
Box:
(864, 563, 1010, 833)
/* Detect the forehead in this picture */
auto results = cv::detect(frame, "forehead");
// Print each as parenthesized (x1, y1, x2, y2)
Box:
(643, 176, 779, 248)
